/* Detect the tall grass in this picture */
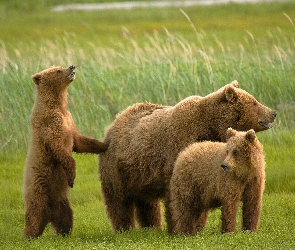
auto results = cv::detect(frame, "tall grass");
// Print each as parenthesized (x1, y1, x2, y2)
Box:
(1, 25, 295, 195)
(1, 26, 295, 154)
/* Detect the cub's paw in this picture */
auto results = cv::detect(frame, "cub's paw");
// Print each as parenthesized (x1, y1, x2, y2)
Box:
(64, 158, 76, 188)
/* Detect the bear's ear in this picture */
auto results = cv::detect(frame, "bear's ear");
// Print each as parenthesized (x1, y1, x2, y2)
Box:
(32, 73, 42, 85)
(245, 129, 256, 143)
(225, 85, 238, 103)
(231, 80, 239, 88)
(226, 127, 237, 140)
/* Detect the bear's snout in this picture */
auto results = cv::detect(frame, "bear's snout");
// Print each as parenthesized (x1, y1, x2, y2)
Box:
(221, 162, 229, 172)
(272, 110, 277, 119)
(258, 109, 277, 130)
(67, 65, 76, 80)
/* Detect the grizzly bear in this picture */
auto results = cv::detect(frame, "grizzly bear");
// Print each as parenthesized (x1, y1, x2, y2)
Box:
(98, 81, 276, 232)
(169, 128, 265, 235)
(23, 65, 108, 238)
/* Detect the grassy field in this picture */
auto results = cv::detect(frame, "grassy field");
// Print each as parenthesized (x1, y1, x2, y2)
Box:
(1, 155, 295, 249)
(1, 0, 295, 249)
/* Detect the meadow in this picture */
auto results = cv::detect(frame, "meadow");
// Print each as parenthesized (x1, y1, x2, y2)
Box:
(0, 0, 295, 249)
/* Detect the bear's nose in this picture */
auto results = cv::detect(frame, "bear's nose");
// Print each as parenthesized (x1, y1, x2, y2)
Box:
(221, 162, 228, 172)
(272, 111, 277, 118)
(69, 65, 75, 70)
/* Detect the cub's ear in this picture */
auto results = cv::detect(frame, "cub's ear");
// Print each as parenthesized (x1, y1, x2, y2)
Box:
(230, 80, 239, 88)
(245, 129, 256, 143)
(226, 127, 237, 140)
(32, 73, 42, 85)
(225, 85, 238, 103)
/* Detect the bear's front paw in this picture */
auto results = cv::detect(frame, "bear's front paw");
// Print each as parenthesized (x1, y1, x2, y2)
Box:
(67, 177, 74, 188)
(63, 158, 76, 188)
(66, 169, 76, 188)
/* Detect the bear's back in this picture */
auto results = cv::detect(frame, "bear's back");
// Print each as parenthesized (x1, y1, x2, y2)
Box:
(173, 141, 226, 182)
(103, 102, 170, 146)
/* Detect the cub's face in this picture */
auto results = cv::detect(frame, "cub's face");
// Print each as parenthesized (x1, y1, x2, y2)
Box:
(32, 65, 76, 91)
(221, 128, 261, 180)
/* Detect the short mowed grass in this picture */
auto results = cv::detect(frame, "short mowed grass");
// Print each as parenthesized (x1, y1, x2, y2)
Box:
(1, 0, 295, 249)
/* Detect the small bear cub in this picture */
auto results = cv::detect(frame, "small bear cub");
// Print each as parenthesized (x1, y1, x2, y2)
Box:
(169, 128, 265, 235)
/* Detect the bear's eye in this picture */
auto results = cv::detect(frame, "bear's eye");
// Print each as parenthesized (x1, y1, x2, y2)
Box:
(57, 70, 61, 73)
(226, 150, 229, 155)
(232, 150, 238, 157)
(253, 101, 257, 106)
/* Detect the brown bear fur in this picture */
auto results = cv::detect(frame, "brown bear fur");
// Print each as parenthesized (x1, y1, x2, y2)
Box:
(23, 65, 108, 238)
(98, 81, 276, 232)
(169, 128, 265, 235)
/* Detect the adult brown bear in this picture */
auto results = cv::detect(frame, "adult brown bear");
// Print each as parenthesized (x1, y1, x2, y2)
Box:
(99, 81, 276, 232)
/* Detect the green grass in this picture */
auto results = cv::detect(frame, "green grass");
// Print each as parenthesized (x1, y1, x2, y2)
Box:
(257, 130, 295, 193)
(1, 0, 295, 249)
(1, 155, 295, 249)
(1, 28, 295, 153)
(1, 1, 295, 47)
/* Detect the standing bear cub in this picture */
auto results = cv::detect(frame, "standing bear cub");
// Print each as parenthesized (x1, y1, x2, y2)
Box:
(169, 128, 265, 235)
(23, 65, 108, 238)
(99, 81, 276, 232)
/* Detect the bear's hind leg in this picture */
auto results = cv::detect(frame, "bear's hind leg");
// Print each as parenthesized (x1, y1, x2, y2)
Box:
(167, 193, 198, 235)
(195, 211, 210, 232)
(104, 194, 136, 232)
(51, 199, 73, 236)
(24, 195, 50, 238)
(165, 197, 175, 234)
(135, 199, 162, 229)
(172, 209, 198, 235)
